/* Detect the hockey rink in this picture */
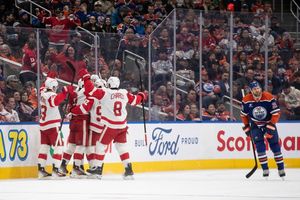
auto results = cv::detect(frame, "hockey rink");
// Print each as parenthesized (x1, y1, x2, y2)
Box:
(0, 169, 299, 200)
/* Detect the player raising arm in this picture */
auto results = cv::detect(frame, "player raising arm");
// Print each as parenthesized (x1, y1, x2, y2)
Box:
(241, 81, 285, 179)
(71, 69, 147, 179)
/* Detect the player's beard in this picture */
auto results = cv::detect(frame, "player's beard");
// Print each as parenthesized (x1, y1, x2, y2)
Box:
(252, 90, 262, 100)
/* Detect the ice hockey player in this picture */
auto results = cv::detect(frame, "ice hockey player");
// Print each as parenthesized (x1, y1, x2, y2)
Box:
(59, 78, 90, 178)
(241, 80, 285, 179)
(38, 77, 72, 179)
(71, 69, 147, 179)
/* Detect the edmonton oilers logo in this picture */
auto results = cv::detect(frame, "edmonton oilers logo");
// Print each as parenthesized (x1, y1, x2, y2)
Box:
(252, 106, 267, 120)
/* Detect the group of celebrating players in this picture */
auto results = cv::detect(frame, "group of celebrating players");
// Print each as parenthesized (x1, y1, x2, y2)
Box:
(36, 66, 286, 180)
(37, 68, 147, 180)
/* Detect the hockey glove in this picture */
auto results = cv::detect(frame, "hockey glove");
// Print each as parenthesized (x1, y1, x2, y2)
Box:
(47, 70, 57, 79)
(62, 85, 73, 94)
(78, 68, 90, 81)
(138, 91, 148, 102)
(242, 124, 251, 137)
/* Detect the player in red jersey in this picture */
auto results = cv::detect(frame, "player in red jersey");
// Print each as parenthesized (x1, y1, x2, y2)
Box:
(71, 69, 147, 179)
(241, 81, 285, 179)
(59, 78, 90, 178)
(38, 77, 72, 179)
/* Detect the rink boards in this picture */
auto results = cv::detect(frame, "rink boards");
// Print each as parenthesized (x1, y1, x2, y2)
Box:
(0, 122, 299, 179)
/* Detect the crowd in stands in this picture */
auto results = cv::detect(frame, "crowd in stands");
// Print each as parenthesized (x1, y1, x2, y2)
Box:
(0, 0, 299, 122)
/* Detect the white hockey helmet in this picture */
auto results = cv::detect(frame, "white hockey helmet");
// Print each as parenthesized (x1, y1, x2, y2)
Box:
(91, 74, 100, 83)
(107, 76, 120, 89)
(45, 78, 58, 92)
(95, 79, 107, 88)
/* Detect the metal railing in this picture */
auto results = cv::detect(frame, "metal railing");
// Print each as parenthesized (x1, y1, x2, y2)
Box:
(290, 0, 300, 43)
(15, 0, 52, 19)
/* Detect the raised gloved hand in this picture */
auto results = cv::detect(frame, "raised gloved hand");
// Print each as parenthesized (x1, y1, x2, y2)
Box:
(78, 68, 90, 81)
(138, 91, 148, 102)
(242, 124, 251, 137)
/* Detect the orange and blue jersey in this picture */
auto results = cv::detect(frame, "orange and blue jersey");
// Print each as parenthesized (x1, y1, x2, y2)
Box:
(240, 91, 280, 127)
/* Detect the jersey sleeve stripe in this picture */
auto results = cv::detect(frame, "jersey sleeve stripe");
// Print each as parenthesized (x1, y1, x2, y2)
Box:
(270, 109, 280, 114)
(79, 104, 88, 114)
(240, 110, 247, 116)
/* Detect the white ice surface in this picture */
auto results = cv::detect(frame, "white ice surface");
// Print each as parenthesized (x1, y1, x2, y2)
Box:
(0, 169, 299, 200)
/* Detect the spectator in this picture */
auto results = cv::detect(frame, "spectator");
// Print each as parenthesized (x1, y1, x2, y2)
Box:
(17, 91, 35, 121)
(216, 101, 235, 121)
(4, 75, 20, 97)
(24, 81, 38, 109)
(3, 96, 20, 122)
(195, 70, 219, 108)
(0, 101, 8, 122)
(19, 39, 37, 85)
(176, 103, 192, 121)
(267, 68, 282, 95)
(202, 103, 219, 121)
(37, 8, 81, 50)
(280, 82, 300, 112)
(291, 71, 300, 90)
(189, 103, 200, 121)
(152, 49, 173, 86)
(218, 71, 230, 97)
(50, 44, 86, 82)
(0, 76, 5, 94)
(236, 68, 255, 92)
(83, 15, 101, 32)
(101, 17, 117, 33)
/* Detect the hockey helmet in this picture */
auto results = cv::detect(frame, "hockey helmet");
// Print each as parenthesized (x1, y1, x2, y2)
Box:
(107, 76, 120, 89)
(45, 78, 58, 92)
(91, 74, 100, 83)
(95, 78, 107, 88)
(249, 81, 261, 90)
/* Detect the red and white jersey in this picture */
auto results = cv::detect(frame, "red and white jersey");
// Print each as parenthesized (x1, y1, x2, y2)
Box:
(88, 94, 103, 132)
(40, 90, 67, 131)
(71, 79, 143, 129)
(40, 16, 80, 44)
(21, 45, 37, 73)
(70, 88, 87, 108)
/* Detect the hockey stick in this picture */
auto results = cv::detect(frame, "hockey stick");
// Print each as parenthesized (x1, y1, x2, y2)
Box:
(50, 61, 76, 155)
(241, 89, 258, 178)
(246, 137, 258, 178)
(110, 38, 125, 77)
(135, 58, 148, 146)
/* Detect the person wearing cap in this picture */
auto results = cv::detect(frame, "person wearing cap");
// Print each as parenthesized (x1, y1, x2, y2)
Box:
(4, 75, 19, 97)
(241, 81, 286, 179)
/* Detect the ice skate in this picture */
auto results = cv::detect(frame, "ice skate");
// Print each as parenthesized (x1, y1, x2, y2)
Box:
(86, 165, 103, 179)
(59, 160, 69, 175)
(52, 165, 67, 179)
(38, 164, 52, 180)
(70, 165, 87, 179)
(278, 169, 286, 180)
(123, 163, 134, 180)
(263, 169, 269, 180)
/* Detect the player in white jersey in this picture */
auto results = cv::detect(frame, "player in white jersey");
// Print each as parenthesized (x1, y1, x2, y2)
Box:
(71, 69, 147, 179)
(38, 77, 72, 179)
(82, 77, 107, 177)
(59, 79, 90, 178)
